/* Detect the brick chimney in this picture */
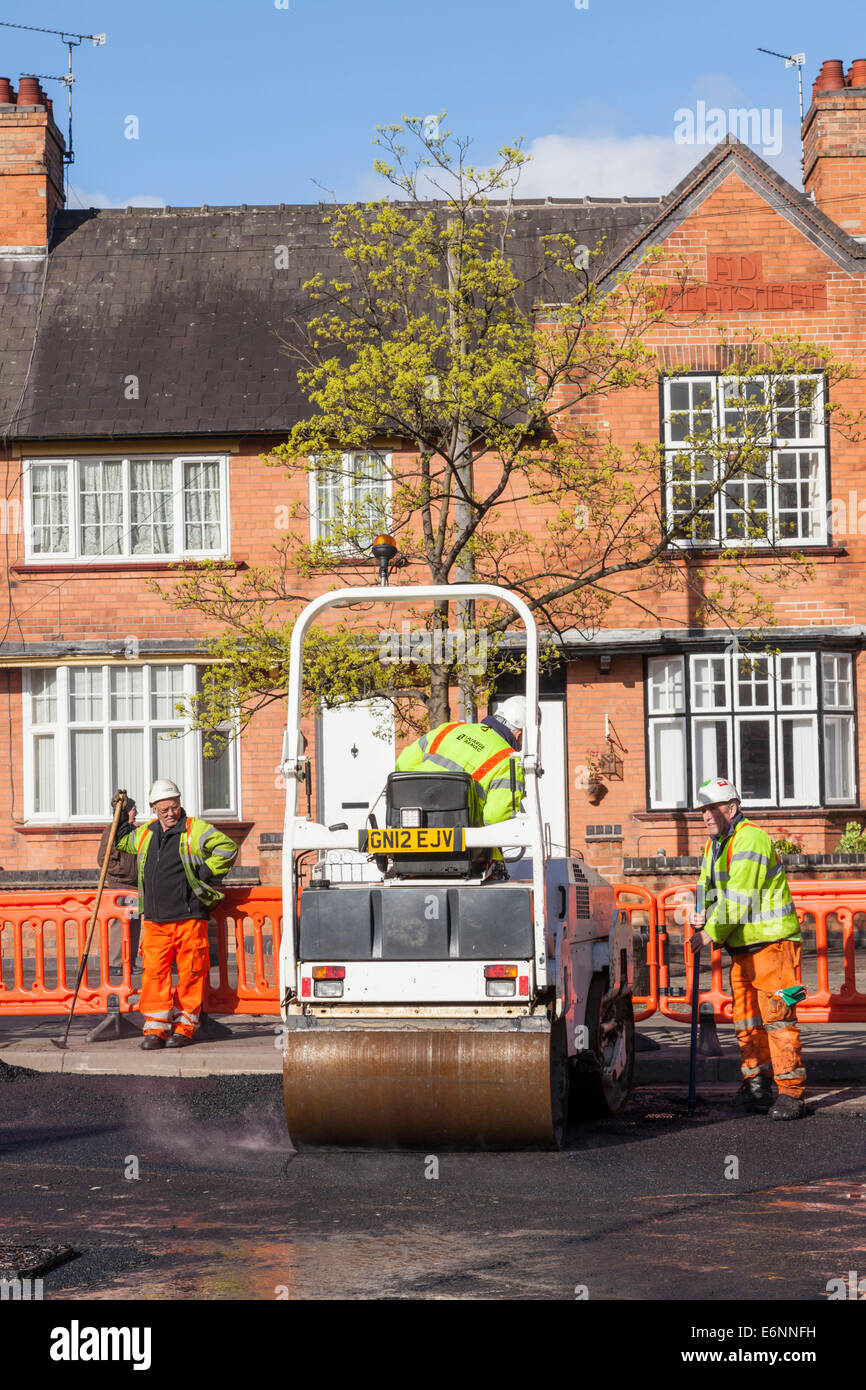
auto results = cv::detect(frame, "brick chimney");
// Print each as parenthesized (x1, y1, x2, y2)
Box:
(0, 74, 65, 249)
(803, 59, 866, 238)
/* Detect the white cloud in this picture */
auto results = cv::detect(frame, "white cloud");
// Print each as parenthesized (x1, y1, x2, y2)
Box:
(513, 133, 703, 198)
(355, 124, 803, 205)
(67, 186, 167, 209)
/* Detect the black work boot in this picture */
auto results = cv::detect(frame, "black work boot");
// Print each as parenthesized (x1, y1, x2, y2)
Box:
(769, 1093, 806, 1121)
(732, 1077, 773, 1113)
(140, 1035, 167, 1051)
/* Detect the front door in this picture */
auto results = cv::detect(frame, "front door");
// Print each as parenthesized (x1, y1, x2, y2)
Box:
(318, 700, 395, 881)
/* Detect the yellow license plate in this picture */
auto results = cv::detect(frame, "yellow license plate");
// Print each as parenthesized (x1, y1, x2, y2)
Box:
(361, 827, 464, 854)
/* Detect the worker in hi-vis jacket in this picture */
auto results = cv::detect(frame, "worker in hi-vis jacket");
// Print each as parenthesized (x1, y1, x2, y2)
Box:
(688, 777, 806, 1120)
(113, 779, 238, 1050)
(395, 695, 528, 830)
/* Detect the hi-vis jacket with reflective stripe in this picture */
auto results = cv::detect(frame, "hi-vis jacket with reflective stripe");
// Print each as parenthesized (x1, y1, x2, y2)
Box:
(117, 815, 238, 920)
(697, 816, 800, 950)
(395, 721, 525, 824)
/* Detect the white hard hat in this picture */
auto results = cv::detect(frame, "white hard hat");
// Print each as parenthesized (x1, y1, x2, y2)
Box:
(149, 778, 181, 805)
(497, 696, 529, 731)
(697, 776, 741, 806)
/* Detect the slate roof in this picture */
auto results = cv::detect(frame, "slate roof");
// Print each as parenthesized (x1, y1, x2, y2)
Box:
(0, 197, 662, 441)
(5, 138, 862, 442)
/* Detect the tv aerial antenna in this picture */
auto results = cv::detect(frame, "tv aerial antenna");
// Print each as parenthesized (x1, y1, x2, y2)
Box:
(0, 21, 106, 192)
(758, 46, 806, 123)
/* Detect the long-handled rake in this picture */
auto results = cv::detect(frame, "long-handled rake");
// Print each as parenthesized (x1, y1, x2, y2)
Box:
(51, 790, 127, 1051)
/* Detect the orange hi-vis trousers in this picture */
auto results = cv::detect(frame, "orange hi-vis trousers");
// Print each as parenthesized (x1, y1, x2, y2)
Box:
(730, 940, 806, 1099)
(139, 918, 210, 1040)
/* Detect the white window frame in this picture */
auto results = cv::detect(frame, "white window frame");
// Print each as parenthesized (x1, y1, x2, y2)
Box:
(647, 655, 685, 715)
(22, 455, 230, 563)
(777, 712, 819, 807)
(690, 654, 730, 712)
(662, 373, 828, 549)
(309, 451, 393, 552)
(734, 714, 777, 808)
(648, 716, 688, 810)
(23, 663, 241, 823)
(691, 714, 733, 802)
(822, 653, 853, 710)
(823, 713, 857, 805)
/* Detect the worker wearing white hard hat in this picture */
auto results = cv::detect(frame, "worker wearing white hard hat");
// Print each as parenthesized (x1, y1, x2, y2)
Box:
(688, 775, 805, 1120)
(112, 779, 238, 1050)
(396, 695, 537, 828)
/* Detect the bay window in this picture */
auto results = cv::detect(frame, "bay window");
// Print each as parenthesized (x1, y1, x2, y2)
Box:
(646, 650, 855, 809)
(24, 664, 239, 822)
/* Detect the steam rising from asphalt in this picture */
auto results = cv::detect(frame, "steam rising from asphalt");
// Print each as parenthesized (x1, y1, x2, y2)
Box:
(124, 1090, 294, 1171)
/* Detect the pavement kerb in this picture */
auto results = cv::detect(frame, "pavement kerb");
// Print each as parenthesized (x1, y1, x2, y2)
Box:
(1, 1016, 866, 1082)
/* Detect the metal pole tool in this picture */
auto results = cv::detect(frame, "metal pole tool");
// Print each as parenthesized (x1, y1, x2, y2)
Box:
(52, 790, 126, 1050)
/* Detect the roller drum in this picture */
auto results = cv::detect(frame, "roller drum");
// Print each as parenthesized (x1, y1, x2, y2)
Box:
(283, 1024, 566, 1149)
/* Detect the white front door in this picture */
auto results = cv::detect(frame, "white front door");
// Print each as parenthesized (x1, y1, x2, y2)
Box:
(319, 700, 394, 881)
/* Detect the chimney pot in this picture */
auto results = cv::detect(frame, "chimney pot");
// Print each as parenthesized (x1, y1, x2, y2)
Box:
(0, 77, 15, 104)
(814, 59, 846, 92)
(847, 59, 866, 88)
(17, 75, 43, 106)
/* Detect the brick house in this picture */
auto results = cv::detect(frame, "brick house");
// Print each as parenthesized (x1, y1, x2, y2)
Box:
(2, 58, 866, 893)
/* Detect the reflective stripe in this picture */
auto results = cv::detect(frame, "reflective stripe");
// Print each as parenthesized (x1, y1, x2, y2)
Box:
(730, 850, 770, 867)
(741, 1064, 771, 1078)
(734, 1015, 763, 1031)
(487, 775, 522, 792)
(472, 746, 512, 783)
(776, 1067, 807, 1080)
(766, 1018, 799, 1033)
(764, 903, 798, 920)
(429, 722, 461, 755)
(173, 1011, 200, 1026)
(145, 1009, 171, 1020)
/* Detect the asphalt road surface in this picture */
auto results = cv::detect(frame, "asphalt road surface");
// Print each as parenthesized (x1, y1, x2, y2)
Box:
(1, 1065, 864, 1308)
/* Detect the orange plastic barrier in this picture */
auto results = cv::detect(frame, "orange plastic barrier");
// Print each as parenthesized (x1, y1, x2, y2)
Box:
(650, 880, 866, 1024)
(613, 884, 658, 1021)
(0, 888, 283, 1019)
(1, 882, 864, 1024)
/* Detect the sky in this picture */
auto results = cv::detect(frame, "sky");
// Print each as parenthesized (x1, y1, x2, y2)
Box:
(0, 0, 861, 209)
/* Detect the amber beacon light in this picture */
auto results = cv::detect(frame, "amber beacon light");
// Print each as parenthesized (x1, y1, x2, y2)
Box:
(371, 533, 398, 585)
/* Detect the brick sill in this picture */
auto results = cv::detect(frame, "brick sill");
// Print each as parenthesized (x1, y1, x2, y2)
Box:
(14, 819, 255, 836)
(667, 545, 848, 561)
(11, 560, 248, 577)
(633, 808, 862, 823)
(623, 852, 866, 875)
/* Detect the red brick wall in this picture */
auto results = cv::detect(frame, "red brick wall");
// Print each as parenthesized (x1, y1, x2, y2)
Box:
(804, 85, 866, 237)
(0, 101, 65, 246)
(5, 162, 866, 884)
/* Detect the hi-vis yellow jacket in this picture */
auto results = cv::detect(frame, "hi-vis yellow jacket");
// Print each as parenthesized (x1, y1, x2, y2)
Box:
(697, 816, 800, 950)
(395, 720, 525, 825)
(117, 815, 238, 919)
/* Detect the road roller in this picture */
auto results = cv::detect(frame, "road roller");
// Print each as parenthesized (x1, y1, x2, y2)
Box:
(278, 580, 635, 1148)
